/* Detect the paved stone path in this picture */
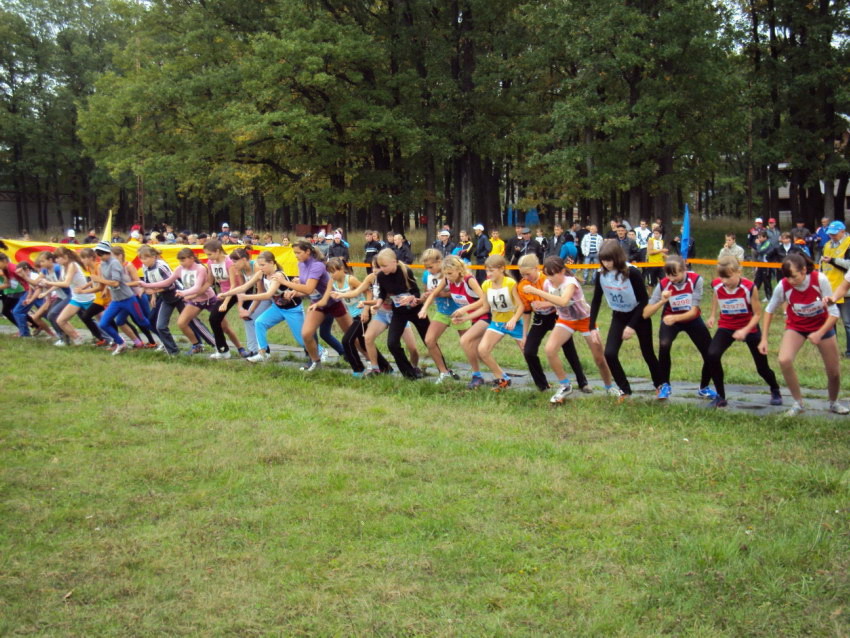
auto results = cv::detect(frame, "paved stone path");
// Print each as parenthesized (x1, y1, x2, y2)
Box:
(3, 324, 848, 419)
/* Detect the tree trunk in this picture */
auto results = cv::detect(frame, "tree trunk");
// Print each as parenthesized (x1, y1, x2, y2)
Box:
(835, 173, 848, 222)
(823, 179, 835, 221)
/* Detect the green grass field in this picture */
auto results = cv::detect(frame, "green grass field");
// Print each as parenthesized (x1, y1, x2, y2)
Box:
(2, 314, 850, 635)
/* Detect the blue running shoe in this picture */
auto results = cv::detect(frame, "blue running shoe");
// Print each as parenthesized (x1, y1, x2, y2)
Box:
(697, 386, 718, 400)
(657, 383, 672, 400)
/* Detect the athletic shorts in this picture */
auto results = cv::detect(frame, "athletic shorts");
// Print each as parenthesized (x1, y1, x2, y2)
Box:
(555, 316, 592, 334)
(374, 307, 393, 325)
(487, 320, 523, 340)
(70, 299, 93, 310)
(317, 300, 346, 318)
(186, 296, 220, 311)
(791, 327, 836, 340)
(432, 311, 471, 331)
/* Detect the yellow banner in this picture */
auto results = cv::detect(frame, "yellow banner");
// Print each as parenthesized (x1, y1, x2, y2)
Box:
(0, 240, 299, 277)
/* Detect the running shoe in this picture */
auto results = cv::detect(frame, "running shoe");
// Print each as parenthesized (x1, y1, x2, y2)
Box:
(579, 385, 593, 394)
(449, 369, 461, 381)
(656, 383, 672, 401)
(53, 339, 66, 347)
(708, 396, 728, 409)
(209, 350, 231, 360)
(491, 377, 511, 392)
(300, 360, 321, 372)
(550, 382, 573, 404)
(784, 402, 804, 417)
(351, 371, 365, 379)
(144, 342, 158, 349)
(829, 401, 850, 415)
(697, 386, 718, 400)
(617, 392, 630, 404)
(133, 341, 145, 349)
(413, 367, 425, 379)
(769, 389, 783, 406)
(435, 371, 454, 384)
(155, 344, 166, 352)
(467, 375, 485, 390)
(247, 351, 270, 363)
(363, 368, 382, 378)
(319, 347, 329, 363)
(184, 343, 204, 356)
(111, 342, 127, 356)
(606, 385, 624, 398)
(93, 339, 108, 348)
(237, 347, 250, 358)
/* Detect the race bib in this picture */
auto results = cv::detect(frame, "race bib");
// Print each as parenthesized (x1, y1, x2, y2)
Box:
(792, 301, 824, 318)
(719, 298, 747, 315)
(391, 293, 411, 307)
(210, 263, 227, 282)
(181, 272, 196, 288)
(450, 292, 470, 306)
(668, 293, 693, 312)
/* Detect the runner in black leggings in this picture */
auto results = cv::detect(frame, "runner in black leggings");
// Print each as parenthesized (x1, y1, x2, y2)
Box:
(588, 240, 662, 399)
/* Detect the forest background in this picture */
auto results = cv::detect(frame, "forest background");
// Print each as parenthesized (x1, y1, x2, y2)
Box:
(2, 0, 850, 240)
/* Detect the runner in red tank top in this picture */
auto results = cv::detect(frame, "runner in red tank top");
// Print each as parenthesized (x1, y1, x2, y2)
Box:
(758, 253, 847, 416)
(643, 255, 720, 402)
(705, 256, 781, 408)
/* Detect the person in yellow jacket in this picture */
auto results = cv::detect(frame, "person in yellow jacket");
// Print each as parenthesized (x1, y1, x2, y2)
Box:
(489, 229, 505, 257)
(820, 220, 850, 357)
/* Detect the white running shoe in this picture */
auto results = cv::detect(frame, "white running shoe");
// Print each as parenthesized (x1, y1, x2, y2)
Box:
(319, 347, 329, 363)
(607, 386, 624, 398)
(53, 339, 66, 347)
(300, 360, 321, 372)
(550, 382, 573, 404)
(829, 401, 850, 415)
(784, 401, 804, 417)
(435, 371, 454, 384)
(209, 350, 232, 360)
(247, 351, 270, 363)
(111, 342, 127, 356)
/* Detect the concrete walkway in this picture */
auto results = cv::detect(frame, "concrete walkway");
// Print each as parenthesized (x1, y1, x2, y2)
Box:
(3, 324, 848, 419)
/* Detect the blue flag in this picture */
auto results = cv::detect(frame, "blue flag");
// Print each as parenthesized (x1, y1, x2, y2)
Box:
(680, 203, 691, 261)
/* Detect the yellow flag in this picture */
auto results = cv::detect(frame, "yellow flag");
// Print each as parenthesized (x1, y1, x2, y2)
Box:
(101, 209, 113, 242)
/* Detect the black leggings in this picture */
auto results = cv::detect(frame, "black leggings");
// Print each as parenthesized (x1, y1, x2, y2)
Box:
(754, 267, 773, 298)
(605, 310, 661, 395)
(658, 316, 714, 388)
(342, 316, 391, 373)
(1, 294, 26, 327)
(78, 302, 105, 340)
(523, 312, 588, 391)
(209, 295, 236, 353)
(387, 310, 429, 379)
(707, 327, 779, 399)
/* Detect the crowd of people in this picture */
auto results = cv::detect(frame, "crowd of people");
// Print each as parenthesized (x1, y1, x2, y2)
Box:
(2, 215, 849, 417)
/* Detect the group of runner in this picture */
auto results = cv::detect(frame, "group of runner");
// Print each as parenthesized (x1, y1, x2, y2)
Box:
(1, 236, 848, 416)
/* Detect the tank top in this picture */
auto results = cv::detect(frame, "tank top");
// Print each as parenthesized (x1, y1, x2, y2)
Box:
(544, 276, 590, 321)
(712, 277, 754, 331)
(334, 275, 363, 318)
(658, 271, 701, 317)
(423, 270, 457, 315)
(69, 263, 95, 303)
(598, 269, 638, 313)
(179, 264, 215, 302)
(781, 271, 827, 332)
(448, 275, 480, 307)
(208, 257, 234, 293)
(264, 272, 301, 310)
(482, 277, 517, 322)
